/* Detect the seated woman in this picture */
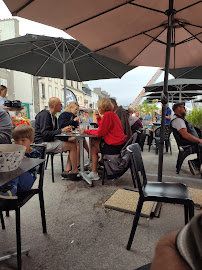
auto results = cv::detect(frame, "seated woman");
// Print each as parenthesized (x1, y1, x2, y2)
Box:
(128, 107, 143, 133)
(58, 102, 89, 170)
(84, 98, 127, 181)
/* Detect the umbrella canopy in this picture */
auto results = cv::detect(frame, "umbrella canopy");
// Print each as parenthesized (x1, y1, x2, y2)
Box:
(144, 78, 202, 102)
(4, 1, 202, 69)
(144, 79, 202, 92)
(194, 99, 202, 103)
(144, 91, 201, 102)
(0, 34, 134, 81)
(168, 66, 202, 79)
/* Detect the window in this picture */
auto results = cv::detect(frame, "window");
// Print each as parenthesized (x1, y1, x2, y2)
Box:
(40, 83, 45, 98)
(76, 81, 79, 89)
(61, 79, 64, 86)
(0, 78, 7, 87)
(71, 80, 73, 87)
(48, 78, 52, 81)
(55, 87, 58, 97)
(61, 89, 64, 102)
(48, 86, 52, 98)
(55, 79, 58, 84)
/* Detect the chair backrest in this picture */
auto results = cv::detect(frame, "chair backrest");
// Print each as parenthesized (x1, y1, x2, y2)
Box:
(30, 144, 46, 189)
(30, 119, 36, 129)
(127, 143, 147, 198)
(154, 125, 171, 141)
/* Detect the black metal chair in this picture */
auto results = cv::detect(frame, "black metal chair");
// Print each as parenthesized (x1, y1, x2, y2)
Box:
(171, 127, 201, 174)
(126, 143, 194, 250)
(45, 152, 64, 182)
(154, 125, 172, 155)
(0, 144, 47, 270)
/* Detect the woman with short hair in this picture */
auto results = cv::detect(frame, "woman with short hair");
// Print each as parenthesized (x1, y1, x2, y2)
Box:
(85, 98, 126, 181)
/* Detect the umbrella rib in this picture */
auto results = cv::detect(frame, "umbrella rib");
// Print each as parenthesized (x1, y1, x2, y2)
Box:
(95, 23, 167, 53)
(33, 47, 60, 76)
(177, 21, 202, 45)
(12, 0, 34, 15)
(127, 27, 166, 65)
(176, 1, 202, 13)
(32, 42, 63, 64)
(64, 43, 81, 82)
(64, 0, 135, 31)
(64, 42, 121, 78)
(129, 3, 164, 14)
(64, 41, 81, 63)
(143, 33, 167, 45)
(52, 39, 63, 61)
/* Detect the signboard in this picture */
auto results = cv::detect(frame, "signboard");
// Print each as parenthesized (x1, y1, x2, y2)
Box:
(65, 89, 77, 106)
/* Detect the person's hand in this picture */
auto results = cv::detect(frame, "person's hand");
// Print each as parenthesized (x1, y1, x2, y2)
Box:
(95, 110, 100, 118)
(62, 126, 72, 133)
(150, 231, 191, 270)
(74, 116, 79, 122)
(3, 106, 23, 111)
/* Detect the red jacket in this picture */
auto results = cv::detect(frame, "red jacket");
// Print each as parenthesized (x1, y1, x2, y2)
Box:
(87, 111, 126, 145)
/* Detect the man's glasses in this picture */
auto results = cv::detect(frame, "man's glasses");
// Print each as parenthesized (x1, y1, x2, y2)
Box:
(56, 103, 62, 107)
(179, 106, 186, 109)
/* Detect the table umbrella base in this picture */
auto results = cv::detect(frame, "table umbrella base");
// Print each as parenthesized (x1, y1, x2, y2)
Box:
(0, 245, 30, 262)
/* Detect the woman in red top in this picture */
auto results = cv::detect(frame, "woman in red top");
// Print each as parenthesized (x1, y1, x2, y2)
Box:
(85, 98, 126, 181)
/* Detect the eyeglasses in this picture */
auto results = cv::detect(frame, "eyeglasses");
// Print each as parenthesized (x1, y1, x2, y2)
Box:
(179, 106, 186, 109)
(56, 103, 62, 107)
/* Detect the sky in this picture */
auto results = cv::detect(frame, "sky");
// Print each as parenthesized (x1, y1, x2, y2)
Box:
(0, 0, 167, 106)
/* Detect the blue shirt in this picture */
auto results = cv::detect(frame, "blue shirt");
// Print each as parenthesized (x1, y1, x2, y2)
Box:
(165, 107, 172, 125)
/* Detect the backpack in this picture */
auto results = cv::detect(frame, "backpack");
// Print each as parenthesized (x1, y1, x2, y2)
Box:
(103, 133, 137, 179)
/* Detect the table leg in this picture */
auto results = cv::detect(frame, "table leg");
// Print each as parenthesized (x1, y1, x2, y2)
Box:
(78, 137, 92, 186)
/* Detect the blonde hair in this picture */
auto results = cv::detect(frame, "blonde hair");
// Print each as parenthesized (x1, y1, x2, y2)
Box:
(12, 124, 34, 141)
(64, 102, 79, 112)
(97, 98, 113, 113)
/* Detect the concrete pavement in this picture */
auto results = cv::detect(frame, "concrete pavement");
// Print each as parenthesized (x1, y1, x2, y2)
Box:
(0, 136, 202, 270)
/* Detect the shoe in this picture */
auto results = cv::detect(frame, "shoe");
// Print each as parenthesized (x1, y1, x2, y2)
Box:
(61, 172, 81, 181)
(87, 172, 100, 181)
(188, 160, 199, 175)
(0, 185, 17, 199)
(98, 161, 104, 167)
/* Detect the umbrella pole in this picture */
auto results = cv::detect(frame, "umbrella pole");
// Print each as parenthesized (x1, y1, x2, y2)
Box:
(158, 0, 174, 182)
(63, 41, 67, 107)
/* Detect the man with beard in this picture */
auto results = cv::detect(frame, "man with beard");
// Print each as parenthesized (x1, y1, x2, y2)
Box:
(170, 102, 202, 175)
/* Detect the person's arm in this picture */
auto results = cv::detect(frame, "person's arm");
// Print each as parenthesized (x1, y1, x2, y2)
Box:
(136, 119, 143, 128)
(58, 112, 77, 128)
(179, 128, 202, 144)
(86, 113, 112, 137)
(150, 231, 191, 270)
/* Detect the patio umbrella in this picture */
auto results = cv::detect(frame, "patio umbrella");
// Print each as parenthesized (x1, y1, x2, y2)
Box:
(144, 91, 201, 104)
(4, 0, 202, 181)
(0, 34, 134, 105)
(194, 99, 202, 103)
(168, 66, 202, 79)
(144, 78, 202, 102)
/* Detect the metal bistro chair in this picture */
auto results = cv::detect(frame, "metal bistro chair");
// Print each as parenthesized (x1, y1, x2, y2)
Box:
(154, 125, 172, 155)
(45, 152, 64, 183)
(0, 144, 47, 270)
(125, 143, 194, 250)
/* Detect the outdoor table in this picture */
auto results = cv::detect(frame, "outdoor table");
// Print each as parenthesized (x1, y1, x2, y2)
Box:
(55, 133, 97, 186)
(0, 157, 45, 262)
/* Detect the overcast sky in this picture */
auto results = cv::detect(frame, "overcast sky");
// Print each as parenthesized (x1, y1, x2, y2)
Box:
(0, 0, 166, 106)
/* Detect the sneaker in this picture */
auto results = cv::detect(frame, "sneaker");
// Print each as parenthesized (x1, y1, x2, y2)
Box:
(0, 185, 17, 199)
(188, 160, 199, 175)
(61, 172, 81, 181)
(87, 172, 100, 181)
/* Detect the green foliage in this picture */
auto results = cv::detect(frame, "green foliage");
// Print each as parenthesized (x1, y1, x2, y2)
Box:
(135, 99, 160, 118)
(186, 106, 202, 130)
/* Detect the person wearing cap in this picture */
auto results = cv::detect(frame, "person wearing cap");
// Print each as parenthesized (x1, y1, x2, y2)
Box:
(170, 102, 202, 175)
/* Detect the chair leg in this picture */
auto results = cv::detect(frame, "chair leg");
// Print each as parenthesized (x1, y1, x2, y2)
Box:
(130, 166, 136, 188)
(6, 210, 9, 217)
(15, 208, 22, 270)
(45, 153, 49, 170)
(102, 166, 106, 185)
(51, 154, 54, 183)
(184, 205, 189, 225)
(188, 201, 194, 221)
(39, 191, 47, 233)
(60, 153, 64, 172)
(126, 199, 143, 250)
(0, 210, 5, 230)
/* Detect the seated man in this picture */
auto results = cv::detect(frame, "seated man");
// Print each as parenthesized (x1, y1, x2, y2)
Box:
(170, 102, 202, 175)
(34, 97, 79, 177)
(0, 108, 13, 144)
